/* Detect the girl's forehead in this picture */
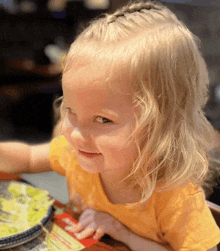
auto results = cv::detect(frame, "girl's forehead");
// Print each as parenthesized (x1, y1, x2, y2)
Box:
(62, 58, 134, 95)
(62, 58, 141, 117)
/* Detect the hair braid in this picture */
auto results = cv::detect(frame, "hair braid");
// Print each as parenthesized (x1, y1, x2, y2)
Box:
(106, 1, 162, 24)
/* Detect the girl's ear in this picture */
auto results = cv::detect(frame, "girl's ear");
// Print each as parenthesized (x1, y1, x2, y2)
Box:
(52, 96, 64, 138)
(53, 119, 63, 138)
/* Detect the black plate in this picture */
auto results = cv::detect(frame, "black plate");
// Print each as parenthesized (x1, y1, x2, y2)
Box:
(0, 181, 54, 250)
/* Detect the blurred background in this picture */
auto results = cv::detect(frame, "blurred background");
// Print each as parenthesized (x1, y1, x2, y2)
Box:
(1, 0, 220, 143)
(1, 0, 220, 204)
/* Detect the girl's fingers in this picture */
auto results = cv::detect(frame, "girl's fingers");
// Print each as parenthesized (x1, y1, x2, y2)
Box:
(70, 214, 93, 233)
(78, 209, 93, 222)
(93, 227, 105, 240)
(69, 222, 84, 233)
(75, 227, 95, 240)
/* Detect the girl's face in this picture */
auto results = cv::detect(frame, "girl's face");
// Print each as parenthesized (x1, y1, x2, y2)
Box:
(62, 60, 140, 182)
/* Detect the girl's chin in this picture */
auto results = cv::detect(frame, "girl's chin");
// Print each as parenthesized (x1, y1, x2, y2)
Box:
(77, 157, 101, 173)
(80, 165, 100, 173)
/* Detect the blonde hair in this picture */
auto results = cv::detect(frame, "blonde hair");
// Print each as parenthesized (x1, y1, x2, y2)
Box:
(54, 0, 217, 208)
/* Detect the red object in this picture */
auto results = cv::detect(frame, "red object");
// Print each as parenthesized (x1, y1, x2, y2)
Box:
(0, 172, 22, 181)
(53, 212, 98, 247)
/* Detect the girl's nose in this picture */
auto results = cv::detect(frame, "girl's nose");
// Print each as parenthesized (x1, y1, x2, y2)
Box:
(70, 126, 86, 141)
(70, 126, 92, 150)
(62, 116, 90, 144)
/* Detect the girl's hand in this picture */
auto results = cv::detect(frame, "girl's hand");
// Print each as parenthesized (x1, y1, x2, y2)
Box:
(68, 208, 130, 241)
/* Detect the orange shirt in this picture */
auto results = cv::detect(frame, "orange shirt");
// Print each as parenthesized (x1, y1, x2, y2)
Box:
(50, 135, 220, 250)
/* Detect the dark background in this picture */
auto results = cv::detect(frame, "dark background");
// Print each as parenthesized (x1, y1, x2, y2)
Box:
(0, 0, 109, 143)
(1, 0, 220, 203)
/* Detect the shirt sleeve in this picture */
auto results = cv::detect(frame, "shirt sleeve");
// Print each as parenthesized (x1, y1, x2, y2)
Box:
(156, 183, 220, 251)
(49, 135, 68, 176)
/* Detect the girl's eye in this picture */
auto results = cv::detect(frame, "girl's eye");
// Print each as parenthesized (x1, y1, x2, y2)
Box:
(66, 107, 112, 124)
(96, 117, 112, 124)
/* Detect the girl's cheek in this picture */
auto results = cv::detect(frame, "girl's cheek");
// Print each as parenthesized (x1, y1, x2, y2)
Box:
(62, 116, 73, 130)
(62, 116, 74, 144)
(97, 134, 129, 151)
(101, 126, 133, 149)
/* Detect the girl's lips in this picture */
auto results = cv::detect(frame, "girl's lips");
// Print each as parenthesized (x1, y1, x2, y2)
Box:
(78, 150, 102, 158)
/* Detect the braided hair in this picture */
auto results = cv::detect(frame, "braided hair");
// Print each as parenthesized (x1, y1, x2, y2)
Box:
(106, 1, 162, 24)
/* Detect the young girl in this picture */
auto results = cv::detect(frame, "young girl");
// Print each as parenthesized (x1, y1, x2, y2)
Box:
(1, 0, 220, 250)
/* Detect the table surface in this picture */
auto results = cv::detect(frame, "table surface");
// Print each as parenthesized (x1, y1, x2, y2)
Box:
(0, 172, 131, 251)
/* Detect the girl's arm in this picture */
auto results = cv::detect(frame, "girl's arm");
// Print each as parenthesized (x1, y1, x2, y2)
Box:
(0, 141, 52, 174)
(29, 142, 52, 173)
(122, 231, 217, 251)
(70, 208, 218, 251)
(70, 208, 173, 251)
(123, 231, 218, 251)
(121, 229, 173, 251)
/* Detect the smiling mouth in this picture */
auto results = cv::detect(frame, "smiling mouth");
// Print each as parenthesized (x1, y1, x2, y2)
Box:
(78, 150, 102, 158)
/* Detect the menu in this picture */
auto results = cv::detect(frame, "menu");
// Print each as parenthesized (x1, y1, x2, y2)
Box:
(4, 207, 97, 251)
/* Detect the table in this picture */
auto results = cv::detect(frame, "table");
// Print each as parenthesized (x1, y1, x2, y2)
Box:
(0, 172, 131, 251)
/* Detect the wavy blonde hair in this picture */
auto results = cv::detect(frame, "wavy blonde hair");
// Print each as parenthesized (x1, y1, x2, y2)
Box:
(53, 0, 217, 208)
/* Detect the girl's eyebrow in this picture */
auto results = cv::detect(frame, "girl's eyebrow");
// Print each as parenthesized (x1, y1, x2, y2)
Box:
(101, 109, 119, 119)
(63, 98, 119, 119)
